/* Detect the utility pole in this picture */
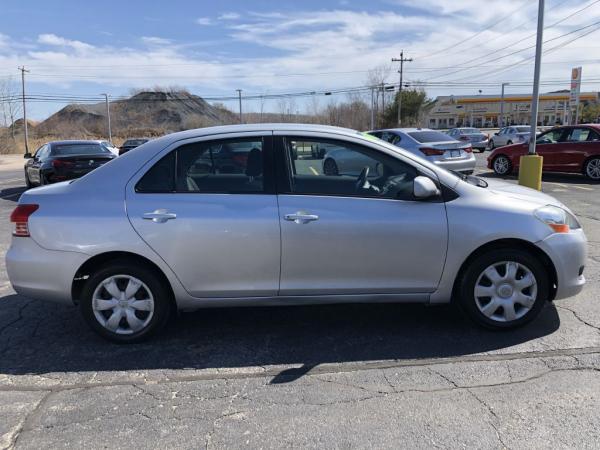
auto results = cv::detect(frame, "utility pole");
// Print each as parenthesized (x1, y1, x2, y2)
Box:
(370, 87, 375, 130)
(18, 66, 30, 155)
(518, 0, 545, 190)
(392, 50, 412, 126)
(101, 93, 112, 142)
(499, 82, 510, 128)
(236, 89, 243, 124)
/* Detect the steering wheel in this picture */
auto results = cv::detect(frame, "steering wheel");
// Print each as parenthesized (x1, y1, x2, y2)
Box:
(355, 166, 370, 191)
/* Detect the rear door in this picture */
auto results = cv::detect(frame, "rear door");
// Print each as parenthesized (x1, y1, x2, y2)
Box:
(126, 133, 281, 298)
(275, 133, 448, 297)
(558, 127, 600, 172)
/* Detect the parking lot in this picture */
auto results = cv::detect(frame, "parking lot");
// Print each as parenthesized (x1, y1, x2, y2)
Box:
(1, 152, 600, 449)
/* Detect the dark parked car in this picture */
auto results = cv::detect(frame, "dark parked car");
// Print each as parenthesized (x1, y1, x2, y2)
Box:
(24, 140, 116, 187)
(119, 138, 150, 155)
(488, 124, 600, 180)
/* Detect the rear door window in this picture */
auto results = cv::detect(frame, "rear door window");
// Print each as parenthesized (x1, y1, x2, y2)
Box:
(136, 137, 270, 194)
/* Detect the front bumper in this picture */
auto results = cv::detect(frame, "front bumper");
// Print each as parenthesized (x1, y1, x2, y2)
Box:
(6, 237, 89, 305)
(536, 229, 587, 300)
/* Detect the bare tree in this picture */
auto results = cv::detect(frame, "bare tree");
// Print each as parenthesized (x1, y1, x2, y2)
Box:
(0, 76, 22, 139)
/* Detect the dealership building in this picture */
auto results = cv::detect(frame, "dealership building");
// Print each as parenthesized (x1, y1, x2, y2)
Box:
(425, 91, 599, 129)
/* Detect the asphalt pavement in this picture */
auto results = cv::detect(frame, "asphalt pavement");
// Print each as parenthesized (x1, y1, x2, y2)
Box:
(1, 153, 600, 449)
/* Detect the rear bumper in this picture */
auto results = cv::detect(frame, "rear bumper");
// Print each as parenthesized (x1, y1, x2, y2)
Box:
(536, 229, 587, 300)
(471, 141, 488, 150)
(433, 153, 477, 173)
(6, 237, 89, 305)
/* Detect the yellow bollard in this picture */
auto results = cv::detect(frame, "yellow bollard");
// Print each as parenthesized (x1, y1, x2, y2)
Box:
(518, 155, 543, 191)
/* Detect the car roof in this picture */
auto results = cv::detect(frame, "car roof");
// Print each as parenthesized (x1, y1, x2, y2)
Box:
(368, 128, 437, 133)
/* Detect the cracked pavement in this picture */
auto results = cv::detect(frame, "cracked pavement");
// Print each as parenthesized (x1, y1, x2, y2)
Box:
(1, 153, 600, 449)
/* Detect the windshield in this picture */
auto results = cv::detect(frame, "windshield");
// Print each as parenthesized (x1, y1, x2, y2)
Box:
(515, 126, 530, 133)
(408, 131, 454, 143)
(52, 144, 110, 156)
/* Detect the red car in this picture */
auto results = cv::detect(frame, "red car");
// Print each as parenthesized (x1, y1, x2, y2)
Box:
(488, 124, 600, 181)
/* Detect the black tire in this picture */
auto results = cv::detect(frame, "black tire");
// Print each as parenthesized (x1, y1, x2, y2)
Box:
(506, 140, 513, 145)
(24, 169, 32, 188)
(456, 248, 549, 330)
(323, 158, 339, 176)
(492, 155, 512, 176)
(80, 260, 172, 343)
(583, 157, 600, 181)
(489, 140, 495, 150)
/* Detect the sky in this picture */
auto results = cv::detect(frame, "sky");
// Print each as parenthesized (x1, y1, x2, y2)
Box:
(1, 0, 599, 120)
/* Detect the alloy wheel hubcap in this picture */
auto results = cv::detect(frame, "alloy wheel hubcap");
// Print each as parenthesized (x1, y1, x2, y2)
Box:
(587, 159, 600, 179)
(474, 261, 537, 323)
(92, 275, 155, 335)
(494, 157, 509, 174)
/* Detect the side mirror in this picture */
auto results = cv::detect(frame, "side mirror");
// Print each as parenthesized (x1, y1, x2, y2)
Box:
(413, 176, 440, 199)
(24, 153, 32, 159)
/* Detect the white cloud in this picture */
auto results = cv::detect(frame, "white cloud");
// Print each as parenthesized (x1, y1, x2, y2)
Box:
(195, 17, 212, 26)
(37, 33, 93, 52)
(219, 12, 240, 20)
(141, 36, 172, 45)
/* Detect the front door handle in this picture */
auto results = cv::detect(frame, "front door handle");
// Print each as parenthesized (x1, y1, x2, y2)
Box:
(143, 209, 177, 223)
(284, 211, 319, 224)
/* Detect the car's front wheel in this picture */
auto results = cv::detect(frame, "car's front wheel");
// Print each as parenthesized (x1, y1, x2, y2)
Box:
(492, 155, 512, 176)
(80, 261, 172, 343)
(457, 248, 549, 329)
(323, 158, 339, 176)
(583, 157, 600, 181)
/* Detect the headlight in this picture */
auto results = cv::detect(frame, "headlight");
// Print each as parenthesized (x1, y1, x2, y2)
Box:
(534, 205, 581, 233)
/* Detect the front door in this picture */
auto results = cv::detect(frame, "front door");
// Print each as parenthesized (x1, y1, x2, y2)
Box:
(126, 134, 280, 298)
(535, 128, 568, 170)
(275, 135, 448, 296)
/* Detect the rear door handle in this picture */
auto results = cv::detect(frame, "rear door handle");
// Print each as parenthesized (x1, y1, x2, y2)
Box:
(284, 212, 319, 224)
(143, 209, 177, 223)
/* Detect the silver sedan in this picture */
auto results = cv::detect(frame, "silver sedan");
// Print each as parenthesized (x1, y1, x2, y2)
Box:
(368, 128, 477, 174)
(6, 124, 586, 342)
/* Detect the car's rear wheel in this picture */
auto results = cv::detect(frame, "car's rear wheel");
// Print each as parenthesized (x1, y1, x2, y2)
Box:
(457, 249, 548, 329)
(24, 169, 32, 188)
(323, 158, 339, 176)
(583, 157, 600, 181)
(492, 155, 512, 176)
(506, 140, 513, 145)
(80, 261, 171, 343)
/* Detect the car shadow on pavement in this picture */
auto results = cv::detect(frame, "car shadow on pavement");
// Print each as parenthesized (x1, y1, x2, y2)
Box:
(0, 186, 27, 202)
(0, 294, 560, 382)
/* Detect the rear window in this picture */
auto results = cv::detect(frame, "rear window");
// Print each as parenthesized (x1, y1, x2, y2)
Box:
(124, 139, 148, 146)
(461, 128, 479, 134)
(515, 127, 530, 133)
(408, 131, 454, 143)
(51, 144, 110, 155)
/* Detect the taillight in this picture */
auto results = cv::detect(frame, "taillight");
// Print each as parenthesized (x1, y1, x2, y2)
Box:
(464, 145, 473, 153)
(10, 204, 39, 237)
(419, 147, 445, 156)
(52, 160, 74, 169)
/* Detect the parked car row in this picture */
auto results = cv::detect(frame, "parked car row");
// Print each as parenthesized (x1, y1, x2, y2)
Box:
(24, 138, 151, 187)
